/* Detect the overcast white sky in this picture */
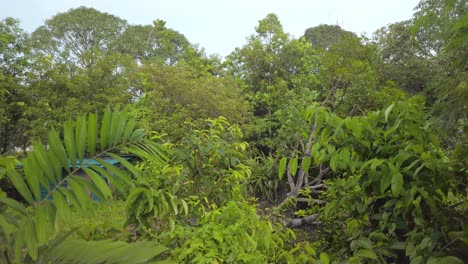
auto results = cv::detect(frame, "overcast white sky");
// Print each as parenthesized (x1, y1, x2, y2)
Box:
(1, 0, 420, 57)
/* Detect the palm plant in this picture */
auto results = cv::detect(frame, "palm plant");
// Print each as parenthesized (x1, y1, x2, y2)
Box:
(0, 106, 169, 262)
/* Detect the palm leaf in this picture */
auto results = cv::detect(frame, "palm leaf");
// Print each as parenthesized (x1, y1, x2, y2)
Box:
(1, 107, 169, 262)
(33, 239, 168, 264)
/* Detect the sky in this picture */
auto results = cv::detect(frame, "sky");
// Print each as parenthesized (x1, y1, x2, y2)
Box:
(1, 0, 420, 57)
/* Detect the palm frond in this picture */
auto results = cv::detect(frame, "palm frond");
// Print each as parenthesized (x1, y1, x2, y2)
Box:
(1, 106, 169, 261)
(33, 238, 168, 264)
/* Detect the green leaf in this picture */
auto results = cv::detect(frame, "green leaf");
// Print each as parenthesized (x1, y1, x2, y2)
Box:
(384, 104, 395, 122)
(52, 190, 71, 223)
(64, 119, 77, 168)
(278, 157, 287, 179)
(6, 168, 34, 204)
(25, 219, 38, 260)
(353, 237, 374, 250)
(14, 230, 24, 262)
(36, 239, 168, 264)
(181, 199, 189, 215)
(301, 157, 311, 172)
(83, 167, 112, 200)
(48, 128, 69, 173)
(87, 113, 98, 156)
(289, 157, 298, 176)
(22, 158, 41, 201)
(390, 163, 404, 197)
(67, 177, 91, 210)
(75, 115, 87, 163)
(320, 252, 330, 264)
(355, 249, 378, 260)
(100, 108, 111, 150)
(0, 197, 27, 215)
(433, 256, 464, 264)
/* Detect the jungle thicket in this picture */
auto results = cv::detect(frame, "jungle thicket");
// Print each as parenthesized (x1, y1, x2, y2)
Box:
(0, 1, 466, 263)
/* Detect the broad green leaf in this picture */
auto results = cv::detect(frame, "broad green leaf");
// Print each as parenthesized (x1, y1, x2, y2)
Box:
(289, 157, 298, 176)
(301, 157, 312, 172)
(58, 187, 81, 211)
(48, 128, 70, 173)
(6, 168, 34, 204)
(320, 252, 330, 264)
(25, 219, 38, 260)
(87, 113, 97, 156)
(389, 163, 404, 197)
(14, 230, 24, 262)
(75, 115, 87, 163)
(67, 177, 91, 210)
(181, 199, 189, 215)
(97, 159, 132, 186)
(107, 153, 140, 178)
(380, 172, 392, 194)
(72, 175, 107, 202)
(32, 142, 56, 183)
(22, 158, 41, 201)
(384, 104, 395, 122)
(35, 204, 51, 244)
(355, 249, 378, 260)
(353, 237, 374, 250)
(64, 119, 77, 168)
(83, 167, 112, 200)
(52, 190, 71, 223)
(278, 157, 287, 179)
(100, 108, 111, 150)
(0, 197, 27, 215)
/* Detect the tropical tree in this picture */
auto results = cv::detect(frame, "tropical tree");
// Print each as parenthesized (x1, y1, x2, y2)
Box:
(30, 6, 127, 68)
(0, 18, 31, 154)
(303, 24, 356, 51)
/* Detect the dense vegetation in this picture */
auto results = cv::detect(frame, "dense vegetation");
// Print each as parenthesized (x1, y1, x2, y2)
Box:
(0, 0, 466, 263)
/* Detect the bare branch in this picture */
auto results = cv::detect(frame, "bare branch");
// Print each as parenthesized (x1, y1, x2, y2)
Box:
(284, 214, 320, 228)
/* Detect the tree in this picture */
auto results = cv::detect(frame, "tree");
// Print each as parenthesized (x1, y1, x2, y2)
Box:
(303, 24, 356, 51)
(373, 20, 435, 94)
(226, 14, 319, 154)
(31, 6, 127, 69)
(129, 62, 250, 141)
(412, 0, 467, 146)
(0, 18, 31, 154)
(117, 20, 192, 65)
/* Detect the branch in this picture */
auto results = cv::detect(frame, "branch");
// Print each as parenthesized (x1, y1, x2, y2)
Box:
(284, 214, 320, 228)
(297, 198, 327, 205)
(310, 164, 330, 185)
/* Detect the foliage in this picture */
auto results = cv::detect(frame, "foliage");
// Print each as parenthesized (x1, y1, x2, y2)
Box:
(129, 63, 250, 141)
(169, 200, 295, 263)
(0, 2, 466, 263)
(0, 107, 168, 262)
(173, 117, 250, 206)
(0, 18, 31, 154)
(278, 100, 467, 262)
(303, 24, 357, 51)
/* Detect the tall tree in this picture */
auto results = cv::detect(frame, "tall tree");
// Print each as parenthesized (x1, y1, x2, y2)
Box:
(412, 0, 467, 146)
(303, 24, 356, 51)
(226, 14, 319, 154)
(373, 21, 435, 94)
(30, 6, 127, 69)
(117, 20, 192, 65)
(0, 18, 31, 154)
